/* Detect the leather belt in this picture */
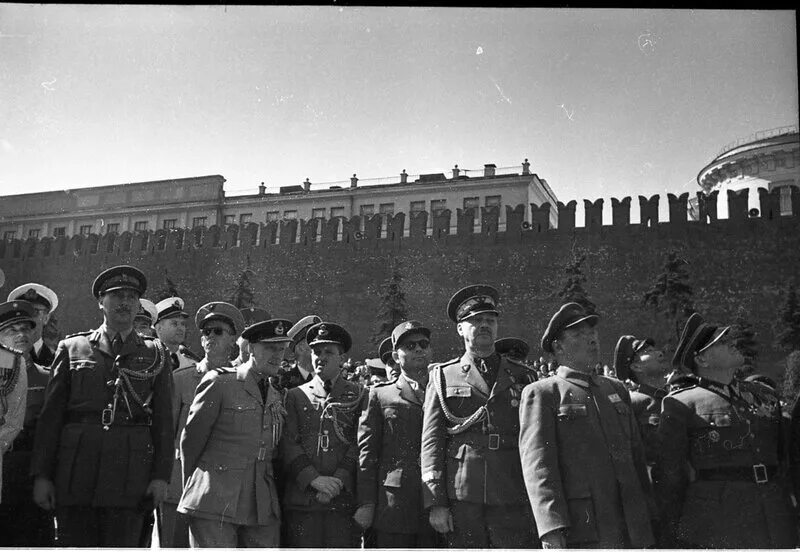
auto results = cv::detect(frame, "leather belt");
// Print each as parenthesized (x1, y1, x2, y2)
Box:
(451, 432, 518, 451)
(697, 464, 777, 484)
(67, 411, 152, 427)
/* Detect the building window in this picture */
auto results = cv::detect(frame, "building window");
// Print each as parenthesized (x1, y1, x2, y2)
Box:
(192, 217, 208, 228)
(106, 223, 120, 234)
(79, 225, 92, 236)
(53, 227, 66, 237)
(28, 229, 40, 238)
(330, 207, 345, 218)
(312, 208, 326, 219)
(283, 210, 297, 220)
(360, 204, 375, 217)
(266, 211, 279, 222)
(163, 219, 177, 229)
(224, 214, 236, 225)
(3, 230, 16, 241)
(134, 221, 149, 231)
(379, 203, 395, 215)
(430, 199, 447, 215)
(410, 201, 426, 213)
(485, 195, 501, 208)
(464, 197, 480, 218)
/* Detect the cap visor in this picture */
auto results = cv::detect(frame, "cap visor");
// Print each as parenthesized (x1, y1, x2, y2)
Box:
(564, 314, 599, 329)
(698, 326, 730, 353)
(0, 316, 35, 332)
(459, 309, 499, 321)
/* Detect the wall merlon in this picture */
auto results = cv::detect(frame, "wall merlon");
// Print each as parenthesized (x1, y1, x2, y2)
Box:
(638, 194, 659, 227)
(584, 198, 604, 229)
(530, 202, 552, 232)
(611, 196, 632, 226)
(557, 200, 577, 231)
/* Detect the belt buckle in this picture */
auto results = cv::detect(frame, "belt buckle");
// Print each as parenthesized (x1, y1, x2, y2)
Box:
(488, 433, 500, 450)
(319, 434, 330, 452)
(753, 463, 768, 484)
(101, 408, 114, 429)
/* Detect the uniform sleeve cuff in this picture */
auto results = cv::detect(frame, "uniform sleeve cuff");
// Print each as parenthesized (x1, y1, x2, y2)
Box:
(296, 466, 319, 491)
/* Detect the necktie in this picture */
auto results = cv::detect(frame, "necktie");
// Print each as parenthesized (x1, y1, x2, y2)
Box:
(323, 380, 333, 396)
(479, 358, 497, 389)
(111, 333, 124, 356)
(170, 353, 179, 370)
(258, 378, 269, 402)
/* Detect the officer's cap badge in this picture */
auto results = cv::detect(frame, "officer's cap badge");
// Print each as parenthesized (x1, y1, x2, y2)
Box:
(318, 325, 328, 337)
(275, 322, 285, 335)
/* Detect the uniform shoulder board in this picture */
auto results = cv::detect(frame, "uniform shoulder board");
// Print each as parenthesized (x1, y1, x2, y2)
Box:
(65, 330, 92, 339)
(501, 355, 529, 370)
(666, 382, 697, 396)
(214, 366, 237, 375)
(372, 380, 394, 388)
(431, 357, 460, 369)
(179, 344, 203, 362)
(173, 363, 195, 374)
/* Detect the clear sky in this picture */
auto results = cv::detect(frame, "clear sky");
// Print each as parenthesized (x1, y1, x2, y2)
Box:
(1, 6, 797, 205)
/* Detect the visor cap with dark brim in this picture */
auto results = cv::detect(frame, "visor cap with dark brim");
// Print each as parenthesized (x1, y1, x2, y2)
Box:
(306, 322, 352, 353)
(288, 315, 323, 345)
(541, 302, 600, 354)
(379, 336, 394, 365)
(92, 265, 147, 298)
(0, 300, 37, 333)
(391, 320, 431, 350)
(446, 284, 500, 323)
(672, 313, 730, 372)
(135, 298, 158, 324)
(155, 297, 189, 323)
(195, 301, 245, 336)
(240, 306, 272, 328)
(613, 335, 655, 381)
(242, 318, 293, 343)
(8, 283, 59, 313)
(495, 337, 530, 360)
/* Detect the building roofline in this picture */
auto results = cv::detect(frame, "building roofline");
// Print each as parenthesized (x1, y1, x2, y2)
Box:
(0, 174, 226, 200)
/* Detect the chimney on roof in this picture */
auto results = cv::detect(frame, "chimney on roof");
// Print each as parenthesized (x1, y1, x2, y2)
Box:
(400, 170, 408, 184)
(484, 164, 496, 177)
(522, 158, 530, 175)
(350, 174, 358, 188)
(452, 164, 460, 179)
(258, 182, 266, 195)
(303, 178, 311, 192)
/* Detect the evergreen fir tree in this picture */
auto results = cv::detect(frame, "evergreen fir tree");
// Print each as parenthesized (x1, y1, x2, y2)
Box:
(774, 284, 800, 352)
(371, 261, 409, 345)
(153, 270, 181, 302)
(642, 250, 695, 343)
(729, 306, 758, 377)
(229, 268, 256, 309)
(557, 253, 597, 314)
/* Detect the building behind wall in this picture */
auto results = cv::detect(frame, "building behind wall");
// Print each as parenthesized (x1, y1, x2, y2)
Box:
(0, 159, 558, 240)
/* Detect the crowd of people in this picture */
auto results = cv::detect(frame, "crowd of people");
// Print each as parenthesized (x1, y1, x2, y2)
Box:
(0, 264, 798, 548)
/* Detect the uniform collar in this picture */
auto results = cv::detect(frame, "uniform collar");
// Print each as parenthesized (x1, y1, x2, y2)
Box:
(637, 382, 667, 400)
(396, 373, 424, 405)
(34, 338, 44, 354)
(556, 365, 598, 388)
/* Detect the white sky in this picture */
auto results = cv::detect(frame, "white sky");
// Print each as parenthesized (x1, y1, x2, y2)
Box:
(0, 6, 797, 203)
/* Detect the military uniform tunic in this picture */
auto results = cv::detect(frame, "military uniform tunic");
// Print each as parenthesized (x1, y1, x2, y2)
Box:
(629, 383, 666, 469)
(519, 366, 655, 548)
(357, 373, 437, 545)
(655, 379, 797, 548)
(421, 352, 537, 548)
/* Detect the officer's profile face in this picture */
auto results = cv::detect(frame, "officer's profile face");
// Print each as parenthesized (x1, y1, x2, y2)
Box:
(250, 341, 288, 375)
(552, 322, 599, 372)
(311, 343, 346, 381)
(0, 321, 34, 352)
(155, 316, 187, 346)
(631, 345, 668, 379)
(99, 289, 140, 328)
(200, 321, 236, 360)
(394, 332, 432, 372)
(693, 337, 743, 381)
(30, 304, 50, 342)
(294, 339, 312, 365)
(133, 318, 155, 337)
(457, 313, 498, 349)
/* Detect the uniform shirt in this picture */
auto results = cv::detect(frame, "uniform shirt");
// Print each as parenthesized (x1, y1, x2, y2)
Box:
(178, 360, 284, 525)
(654, 379, 796, 548)
(31, 339, 55, 369)
(519, 366, 655, 548)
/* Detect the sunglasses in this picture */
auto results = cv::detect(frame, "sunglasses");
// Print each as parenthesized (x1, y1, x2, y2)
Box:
(201, 327, 230, 336)
(401, 339, 430, 351)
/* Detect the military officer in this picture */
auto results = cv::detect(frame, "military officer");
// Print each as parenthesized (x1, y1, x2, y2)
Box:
(280, 314, 321, 389)
(654, 313, 797, 548)
(494, 337, 531, 363)
(280, 322, 366, 548)
(0, 301, 32, 505)
(421, 284, 537, 548)
(178, 316, 289, 547)
(356, 320, 439, 548)
(613, 335, 669, 474)
(233, 306, 271, 366)
(154, 297, 199, 372)
(379, 336, 400, 381)
(134, 298, 158, 338)
(159, 302, 244, 548)
(519, 303, 655, 549)
(0, 298, 55, 546)
(7, 283, 59, 367)
(30, 265, 173, 547)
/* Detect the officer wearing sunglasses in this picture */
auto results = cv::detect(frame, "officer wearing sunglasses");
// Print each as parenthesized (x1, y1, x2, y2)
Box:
(355, 320, 438, 547)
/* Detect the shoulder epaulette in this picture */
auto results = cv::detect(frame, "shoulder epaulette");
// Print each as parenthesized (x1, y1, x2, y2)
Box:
(666, 383, 697, 396)
(179, 344, 203, 362)
(214, 366, 237, 375)
(173, 363, 196, 374)
(65, 330, 92, 339)
(431, 357, 460, 369)
(501, 355, 530, 370)
(372, 380, 394, 388)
